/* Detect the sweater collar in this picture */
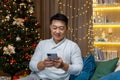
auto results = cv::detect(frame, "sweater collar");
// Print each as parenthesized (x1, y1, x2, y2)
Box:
(50, 37, 66, 49)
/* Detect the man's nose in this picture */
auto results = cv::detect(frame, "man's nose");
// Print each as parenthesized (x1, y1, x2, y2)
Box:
(56, 28, 60, 33)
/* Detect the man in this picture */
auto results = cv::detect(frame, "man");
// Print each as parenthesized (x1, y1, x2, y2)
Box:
(20, 13, 83, 80)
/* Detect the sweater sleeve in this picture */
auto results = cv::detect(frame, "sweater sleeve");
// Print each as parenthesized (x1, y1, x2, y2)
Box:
(29, 41, 43, 72)
(67, 44, 83, 75)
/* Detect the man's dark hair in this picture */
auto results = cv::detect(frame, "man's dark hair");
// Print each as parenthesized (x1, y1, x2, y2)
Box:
(50, 13, 68, 27)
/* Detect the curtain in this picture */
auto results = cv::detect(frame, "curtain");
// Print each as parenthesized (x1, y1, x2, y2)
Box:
(34, 0, 93, 56)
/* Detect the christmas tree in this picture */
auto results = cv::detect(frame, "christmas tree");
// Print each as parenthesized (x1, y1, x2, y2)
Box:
(0, 0, 41, 76)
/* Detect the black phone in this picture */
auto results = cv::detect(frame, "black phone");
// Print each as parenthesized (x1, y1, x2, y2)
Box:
(47, 53, 58, 60)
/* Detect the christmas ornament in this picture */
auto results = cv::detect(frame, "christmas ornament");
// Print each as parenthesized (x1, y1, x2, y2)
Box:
(35, 22, 40, 27)
(23, 47, 29, 51)
(27, 0, 32, 2)
(5, 14, 11, 21)
(0, 39, 4, 44)
(4, 5, 11, 10)
(7, 34, 11, 38)
(25, 55, 31, 60)
(3, 0, 8, 2)
(29, 6, 33, 14)
(3, 44, 15, 54)
(16, 36, 21, 41)
(10, 59, 16, 64)
(24, 17, 28, 22)
(32, 43, 37, 48)
(20, 3, 26, 8)
(13, 75, 19, 80)
(13, 18, 25, 27)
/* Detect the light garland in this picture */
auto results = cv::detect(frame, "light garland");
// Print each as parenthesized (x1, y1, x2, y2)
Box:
(57, 0, 94, 54)
(58, 1, 92, 19)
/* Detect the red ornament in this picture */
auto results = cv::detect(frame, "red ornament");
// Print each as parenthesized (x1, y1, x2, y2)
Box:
(25, 55, 31, 60)
(10, 59, 16, 64)
(24, 17, 28, 22)
(4, 5, 11, 10)
(7, 34, 11, 38)
(13, 75, 19, 80)
(35, 22, 40, 27)
(3, 0, 8, 2)
(32, 43, 37, 48)
(0, 39, 4, 44)
(23, 47, 29, 51)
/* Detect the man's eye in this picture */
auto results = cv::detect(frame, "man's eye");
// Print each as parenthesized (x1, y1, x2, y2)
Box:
(59, 27, 64, 30)
(52, 27, 57, 29)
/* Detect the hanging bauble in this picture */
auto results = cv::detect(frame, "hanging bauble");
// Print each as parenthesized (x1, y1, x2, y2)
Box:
(10, 59, 16, 65)
(20, 3, 26, 9)
(3, 0, 8, 2)
(32, 43, 37, 48)
(7, 34, 11, 38)
(24, 17, 28, 22)
(35, 22, 40, 27)
(0, 39, 4, 44)
(4, 5, 11, 10)
(27, 0, 32, 2)
(29, 6, 34, 14)
(6, 14, 11, 21)
(13, 75, 19, 80)
(25, 55, 31, 60)
(23, 47, 28, 51)
(16, 36, 21, 41)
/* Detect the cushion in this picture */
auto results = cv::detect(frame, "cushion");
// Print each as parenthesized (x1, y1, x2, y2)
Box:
(90, 57, 119, 80)
(98, 70, 120, 80)
(70, 54, 96, 80)
(115, 65, 120, 71)
(114, 63, 120, 72)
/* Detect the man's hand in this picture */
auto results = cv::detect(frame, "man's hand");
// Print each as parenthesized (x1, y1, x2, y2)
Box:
(37, 58, 54, 70)
(44, 58, 54, 67)
(54, 57, 63, 68)
(37, 57, 69, 71)
(54, 57, 69, 71)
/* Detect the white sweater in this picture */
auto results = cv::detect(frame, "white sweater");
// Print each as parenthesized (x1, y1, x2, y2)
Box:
(29, 38, 83, 80)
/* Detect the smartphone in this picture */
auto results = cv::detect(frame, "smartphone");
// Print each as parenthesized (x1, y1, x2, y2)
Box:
(47, 53, 58, 60)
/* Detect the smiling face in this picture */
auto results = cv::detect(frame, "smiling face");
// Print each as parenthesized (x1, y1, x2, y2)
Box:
(50, 20, 67, 44)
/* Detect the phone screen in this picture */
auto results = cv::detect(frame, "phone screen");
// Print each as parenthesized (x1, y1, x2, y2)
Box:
(47, 53, 58, 60)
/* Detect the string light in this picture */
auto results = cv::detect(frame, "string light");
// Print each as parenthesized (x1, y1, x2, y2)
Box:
(57, 0, 93, 55)
(58, 0, 92, 18)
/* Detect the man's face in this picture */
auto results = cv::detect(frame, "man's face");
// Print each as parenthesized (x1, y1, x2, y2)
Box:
(50, 20, 67, 44)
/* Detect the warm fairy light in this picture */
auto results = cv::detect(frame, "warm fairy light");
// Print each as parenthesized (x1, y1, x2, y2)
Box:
(57, 0, 93, 54)
(58, 0, 91, 18)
